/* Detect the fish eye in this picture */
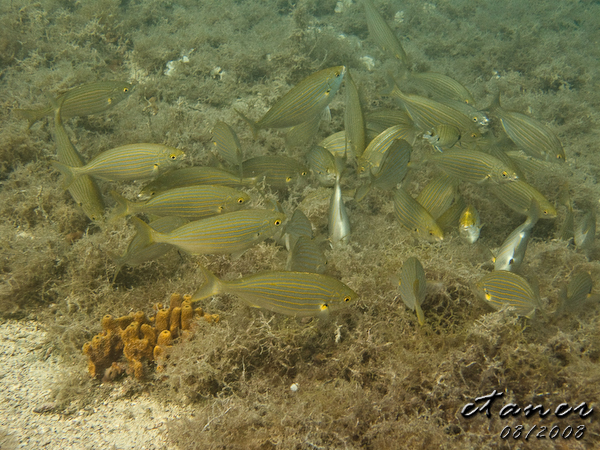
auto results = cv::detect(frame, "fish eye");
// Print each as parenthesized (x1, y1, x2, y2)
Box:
(123, 87, 129, 93)
(557, 154, 563, 160)
(170, 154, 177, 160)
(470, 132, 477, 138)
(501, 171, 508, 178)
(274, 219, 282, 226)
(301, 171, 307, 176)
(343, 296, 351, 302)
(543, 209, 549, 215)
(237, 197, 245, 204)
(472, 117, 478, 122)
(286, 176, 292, 182)
(335, 71, 340, 77)
(320, 303, 329, 311)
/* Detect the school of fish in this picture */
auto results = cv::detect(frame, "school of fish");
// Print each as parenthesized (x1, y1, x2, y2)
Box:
(19, 0, 596, 322)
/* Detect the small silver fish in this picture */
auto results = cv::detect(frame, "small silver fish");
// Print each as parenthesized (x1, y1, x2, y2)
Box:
(329, 177, 351, 245)
(458, 204, 482, 244)
(494, 199, 540, 272)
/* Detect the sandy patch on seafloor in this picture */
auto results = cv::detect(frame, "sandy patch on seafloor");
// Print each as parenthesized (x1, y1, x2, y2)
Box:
(0, 320, 189, 450)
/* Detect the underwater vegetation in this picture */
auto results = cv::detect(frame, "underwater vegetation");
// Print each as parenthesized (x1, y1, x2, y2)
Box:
(1, 0, 600, 448)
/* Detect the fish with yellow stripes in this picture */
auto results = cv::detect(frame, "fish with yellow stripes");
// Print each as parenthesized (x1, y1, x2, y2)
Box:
(192, 265, 356, 316)
(52, 143, 184, 186)
(397, 256, 427, 326)
(392, 187, 444, 241)
(362, 0, 409, 65)
(129, 209, 285, 257)
(110, 185, 250, 221)
(52, 98, 105, 221)
(236, 66, 346, 137)
(475, 271, 542, 318)
(488, 94, 566, 163)
(17, 81, 133, 128)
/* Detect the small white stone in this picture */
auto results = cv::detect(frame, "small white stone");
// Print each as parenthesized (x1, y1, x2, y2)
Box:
(360, 56, 376, 71)
(290, 383, 299, 392)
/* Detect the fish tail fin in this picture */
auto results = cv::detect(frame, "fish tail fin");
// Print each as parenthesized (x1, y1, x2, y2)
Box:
(109, 190, 132, 221)
(191, 265, 223, 302)
(51, 160, 77, 189)
(106, 251, 124, 284)
(415, 301, 425, 326)
(235, 108, 259, 139)
(129, 216, 157, 247)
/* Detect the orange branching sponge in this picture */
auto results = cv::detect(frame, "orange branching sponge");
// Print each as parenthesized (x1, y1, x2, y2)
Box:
(82, 293, 219, 381)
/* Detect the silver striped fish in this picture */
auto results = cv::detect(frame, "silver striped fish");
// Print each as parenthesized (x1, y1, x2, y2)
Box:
(140, 166, 259, 198)
(397, 256, 427, 326)
(211, 121, 243, 176)
(192, 266, 356, 316)
(392, 188, 444, 241)
(52, 143, 184, 187)
(428, 149, 519, 185)
(344, 69, 366, 158)
(489, 94, 566, 163)
(17, 81, 133, 128)
(130, 209, 285, 257)
(475, 271, 541, 318)
(362, 0, 409, 65)
(110, 185, 250, 221)
(490, 179, 556, 219)
(236, 66, 346, 136)
(52, 99, 105, 221)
